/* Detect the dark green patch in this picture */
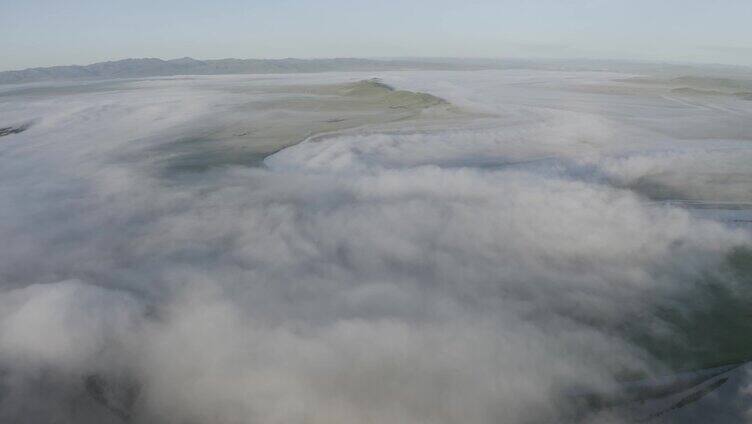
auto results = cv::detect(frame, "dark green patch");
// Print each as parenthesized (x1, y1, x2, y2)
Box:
(623, 247, 752, 373)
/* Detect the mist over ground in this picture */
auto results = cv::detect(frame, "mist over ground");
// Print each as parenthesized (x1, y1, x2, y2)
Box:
(0, 69, 751, 423)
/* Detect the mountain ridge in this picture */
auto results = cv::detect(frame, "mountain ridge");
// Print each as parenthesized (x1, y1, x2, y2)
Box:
(0, 57, 474, 85)
(4, 56, 752, 86)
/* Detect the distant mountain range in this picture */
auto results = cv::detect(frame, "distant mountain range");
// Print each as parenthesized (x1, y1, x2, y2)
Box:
(3, 56, 751, 85)
(0, 57, 481, 85)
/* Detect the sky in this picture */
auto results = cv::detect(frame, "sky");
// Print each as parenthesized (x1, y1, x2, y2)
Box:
(2, 0, 752, 71)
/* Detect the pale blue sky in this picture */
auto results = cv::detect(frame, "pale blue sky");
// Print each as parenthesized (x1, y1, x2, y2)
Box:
(2, 0, 752, 71)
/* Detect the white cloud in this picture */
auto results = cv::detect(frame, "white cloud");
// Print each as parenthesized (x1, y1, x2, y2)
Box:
(0, 70, 750, 423)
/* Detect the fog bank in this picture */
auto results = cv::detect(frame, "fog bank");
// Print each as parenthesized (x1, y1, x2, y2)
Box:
(0, 70, 751, 423)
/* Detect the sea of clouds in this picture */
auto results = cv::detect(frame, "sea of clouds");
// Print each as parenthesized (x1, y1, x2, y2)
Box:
(0, 71, 751, 423)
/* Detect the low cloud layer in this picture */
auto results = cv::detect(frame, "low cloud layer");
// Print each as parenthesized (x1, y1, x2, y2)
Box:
(0, 71, 751, 423)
